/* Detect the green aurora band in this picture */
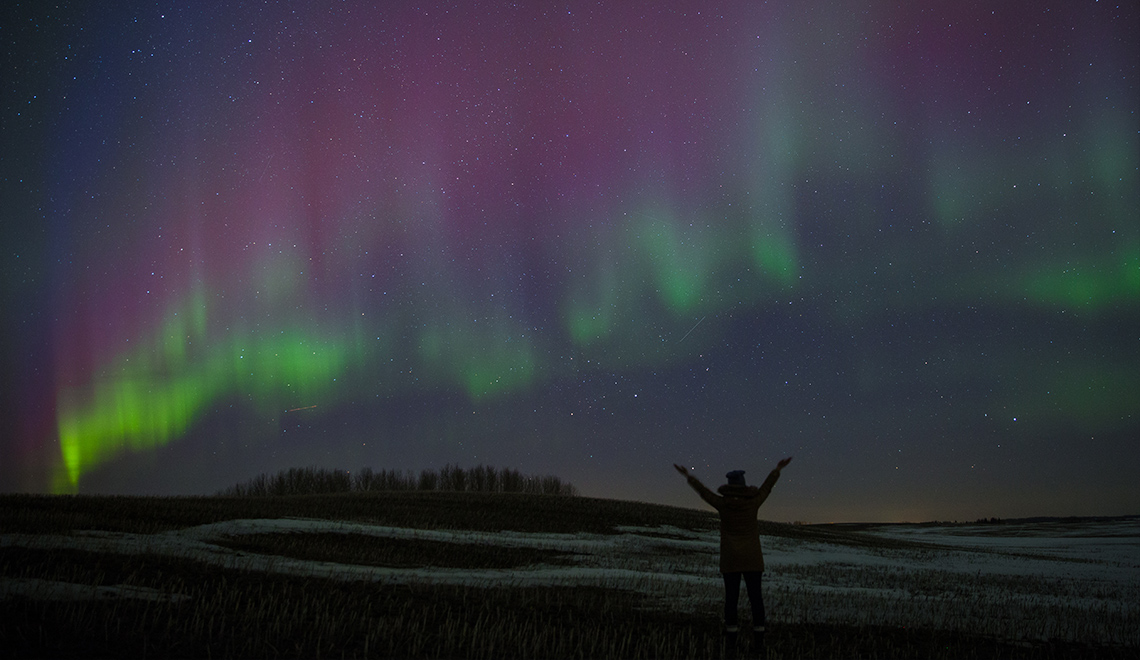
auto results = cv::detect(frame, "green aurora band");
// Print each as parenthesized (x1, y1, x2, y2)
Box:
(41, 3, 1138, 496)
(53, 206, 804, 491)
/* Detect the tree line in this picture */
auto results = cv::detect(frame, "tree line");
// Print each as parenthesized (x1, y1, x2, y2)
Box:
(218, 464, 579, 497)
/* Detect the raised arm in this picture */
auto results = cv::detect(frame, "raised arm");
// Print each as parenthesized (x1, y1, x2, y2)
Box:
(674, 463, 720, 508)
(757, 456, 793, 500)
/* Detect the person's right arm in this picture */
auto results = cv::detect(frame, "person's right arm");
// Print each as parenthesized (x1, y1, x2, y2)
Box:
(756, 456, 793, 501)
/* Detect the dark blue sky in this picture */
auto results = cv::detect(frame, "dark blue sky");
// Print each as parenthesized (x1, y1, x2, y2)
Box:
(2, 1, 1137, 521)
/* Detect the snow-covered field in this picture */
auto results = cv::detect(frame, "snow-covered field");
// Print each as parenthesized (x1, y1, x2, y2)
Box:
(2, 516, 1136, 647)
(763, 519, 1139, 647)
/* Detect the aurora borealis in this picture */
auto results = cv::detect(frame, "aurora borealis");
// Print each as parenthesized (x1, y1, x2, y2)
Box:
(2, 1, 1137, 522)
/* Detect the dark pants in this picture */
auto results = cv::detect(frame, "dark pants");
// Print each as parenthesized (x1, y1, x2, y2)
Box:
(722, 571, 765, 629)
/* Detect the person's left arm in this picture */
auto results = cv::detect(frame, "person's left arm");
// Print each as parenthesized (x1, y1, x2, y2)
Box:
(674, 464, 721, 509)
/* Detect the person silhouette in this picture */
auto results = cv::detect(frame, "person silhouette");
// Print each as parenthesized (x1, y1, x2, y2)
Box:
(675, 457, 792, 654)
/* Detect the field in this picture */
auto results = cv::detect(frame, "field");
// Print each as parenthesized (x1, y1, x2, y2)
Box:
(1, 492, 1136, 659)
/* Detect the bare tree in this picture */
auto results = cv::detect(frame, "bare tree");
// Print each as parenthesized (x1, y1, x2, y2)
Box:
(220, 464, 576, 497)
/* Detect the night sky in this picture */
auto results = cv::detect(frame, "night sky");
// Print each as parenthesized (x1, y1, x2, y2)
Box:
(2, 1, 1137, 522)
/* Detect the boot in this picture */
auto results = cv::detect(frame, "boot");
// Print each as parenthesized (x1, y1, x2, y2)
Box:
(724, 624, 739, 660)
(752, 625, 766, 658)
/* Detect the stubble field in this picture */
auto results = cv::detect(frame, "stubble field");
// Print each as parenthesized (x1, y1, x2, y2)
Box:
(1, 492, 1136, 658)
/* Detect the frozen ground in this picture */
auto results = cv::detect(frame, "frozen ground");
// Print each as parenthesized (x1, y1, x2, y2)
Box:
(762, 519, 1138, 647)
(3, 517, 1136, 647)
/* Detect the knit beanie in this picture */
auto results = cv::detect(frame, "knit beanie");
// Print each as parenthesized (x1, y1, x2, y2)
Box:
(726, 470, 746, 486)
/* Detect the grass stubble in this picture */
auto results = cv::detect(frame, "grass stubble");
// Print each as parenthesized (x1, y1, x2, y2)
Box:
(1, 492, 1136, 659)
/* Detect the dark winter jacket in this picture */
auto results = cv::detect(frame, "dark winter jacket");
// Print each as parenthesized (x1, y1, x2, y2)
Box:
(686, 469, 780, 573)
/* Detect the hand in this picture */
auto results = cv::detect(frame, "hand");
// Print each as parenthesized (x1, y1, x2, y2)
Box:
(777, 456, 793, 471)
(673, 463, 690, 477)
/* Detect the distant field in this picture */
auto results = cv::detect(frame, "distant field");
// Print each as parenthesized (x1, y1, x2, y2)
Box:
(1, 493, 1136, 658)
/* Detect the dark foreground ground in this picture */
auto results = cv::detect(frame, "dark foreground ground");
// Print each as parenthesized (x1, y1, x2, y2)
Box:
(1, 492, 1135, 659)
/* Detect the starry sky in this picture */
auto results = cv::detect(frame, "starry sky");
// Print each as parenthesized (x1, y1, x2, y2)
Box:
(2, 1, 1137, 522)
